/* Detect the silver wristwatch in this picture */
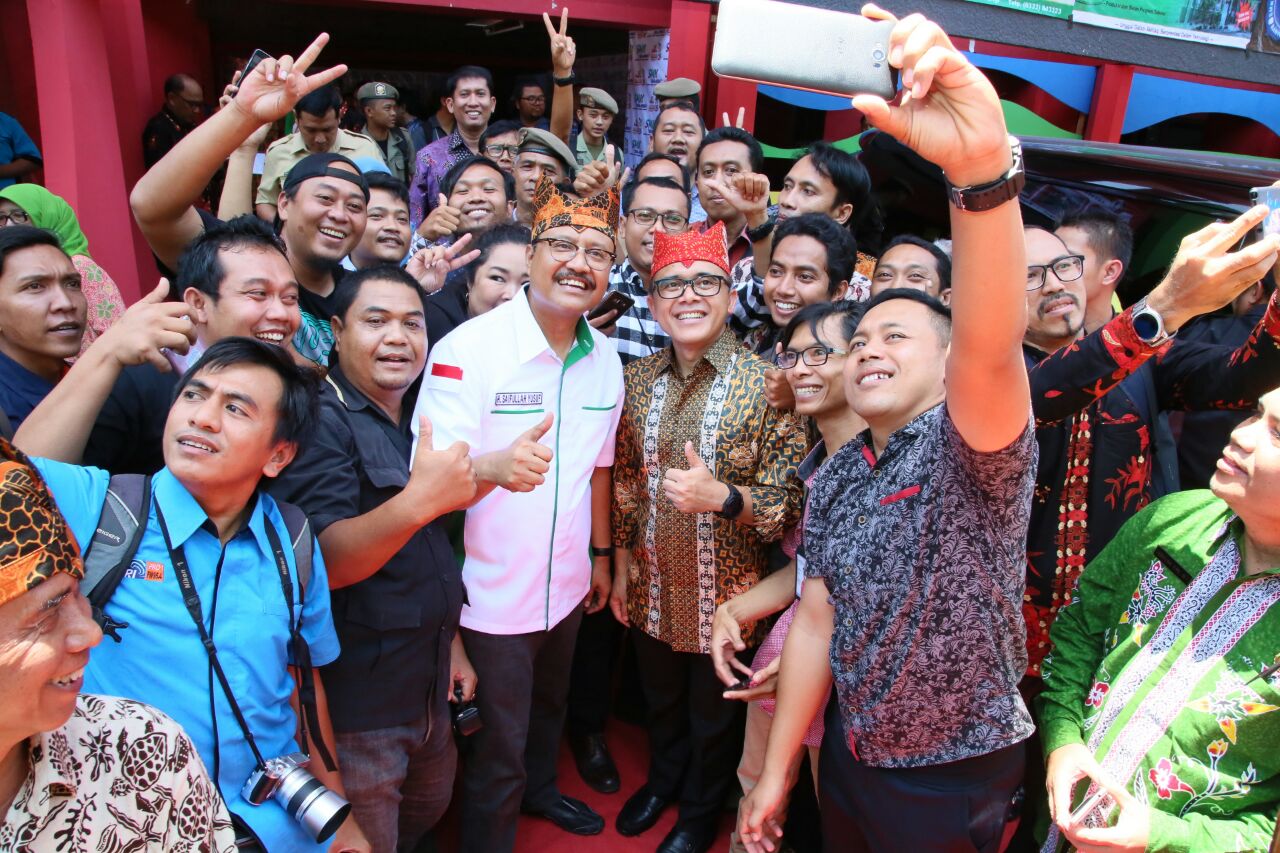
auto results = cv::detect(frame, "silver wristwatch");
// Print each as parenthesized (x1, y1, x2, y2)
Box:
(1130, 296, 1175, 347)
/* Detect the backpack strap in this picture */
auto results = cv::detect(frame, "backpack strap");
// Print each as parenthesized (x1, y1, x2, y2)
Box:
(82, 474, 151, 642)
(276, 499, 312, 594)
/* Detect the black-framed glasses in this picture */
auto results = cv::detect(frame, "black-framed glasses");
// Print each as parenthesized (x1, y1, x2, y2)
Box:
(774, 345, 848, 369)
(532, 237, 615, 271)
(1026, 254, 1085, 291)
(520, 94, 547, 103)
(652, 274, 729, 299)
(484, 144, 520, 159)
(0, 210, 31, 226)
(628, 208, 688, 231)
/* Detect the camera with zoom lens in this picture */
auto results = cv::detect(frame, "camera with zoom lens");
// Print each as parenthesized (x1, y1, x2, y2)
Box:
(241, 752, 351, 843)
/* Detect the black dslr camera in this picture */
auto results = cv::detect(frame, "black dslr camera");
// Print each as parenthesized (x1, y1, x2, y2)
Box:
(452, 686, 483, 737)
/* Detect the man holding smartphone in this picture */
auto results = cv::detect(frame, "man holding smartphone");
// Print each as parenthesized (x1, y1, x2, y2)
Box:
(740, 6, 1038, 851)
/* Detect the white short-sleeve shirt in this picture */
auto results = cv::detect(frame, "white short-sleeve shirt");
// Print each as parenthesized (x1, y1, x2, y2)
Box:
(413, 289, 624, 634)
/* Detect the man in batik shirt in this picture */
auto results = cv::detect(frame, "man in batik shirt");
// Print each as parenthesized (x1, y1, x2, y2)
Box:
(1038, 385, 1280, 853)
(610, 221, 806, 853)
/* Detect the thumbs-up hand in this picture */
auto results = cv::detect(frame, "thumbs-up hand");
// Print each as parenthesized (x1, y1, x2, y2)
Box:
(409, 414, 476, 519)
(496, 412, 555, 493)
(419, 193, 462, 242)
(662, 441, 731, 514)
(573, 144, 621, 198)
(98, 277, 197, 372)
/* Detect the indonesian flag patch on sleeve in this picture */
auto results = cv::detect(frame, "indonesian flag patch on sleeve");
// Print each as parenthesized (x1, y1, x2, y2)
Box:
(431, 363, 463, 381)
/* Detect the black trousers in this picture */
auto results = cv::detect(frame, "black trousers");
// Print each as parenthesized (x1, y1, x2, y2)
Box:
(818, 699, 1025, 853)
(566, 607, 624, 736)
(632, 628, 748, 831)
(456, 607, 583, 853)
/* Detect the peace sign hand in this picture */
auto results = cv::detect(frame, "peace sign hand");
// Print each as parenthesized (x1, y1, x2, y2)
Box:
(852, 5, 1010, 187)
(229, 33, 348, 126)
(407, 232, 482, 294)
(544, 8, 577, 76)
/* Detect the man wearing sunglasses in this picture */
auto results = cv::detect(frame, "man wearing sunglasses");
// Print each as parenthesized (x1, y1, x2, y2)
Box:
(609, 222, 806, 853)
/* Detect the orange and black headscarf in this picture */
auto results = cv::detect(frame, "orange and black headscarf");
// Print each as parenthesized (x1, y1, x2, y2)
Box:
(0, 436, 83, 607)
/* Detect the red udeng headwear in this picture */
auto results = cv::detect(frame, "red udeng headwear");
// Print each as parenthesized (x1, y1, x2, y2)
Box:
(651, 221, 731, 277)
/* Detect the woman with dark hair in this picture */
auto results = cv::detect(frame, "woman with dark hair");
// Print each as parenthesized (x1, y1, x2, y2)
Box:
(423, 224, 531, 349)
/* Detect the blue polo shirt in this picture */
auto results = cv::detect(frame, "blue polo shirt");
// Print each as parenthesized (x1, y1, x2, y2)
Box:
(0, 348, 56, 433)
(0, 112, 41, 190)
(33, 459, 340, 852)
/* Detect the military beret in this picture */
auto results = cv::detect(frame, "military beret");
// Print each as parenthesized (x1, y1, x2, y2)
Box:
(578, 87, 619, 115)
(654, 78, 701, 99)
(357, 81, 399, 102)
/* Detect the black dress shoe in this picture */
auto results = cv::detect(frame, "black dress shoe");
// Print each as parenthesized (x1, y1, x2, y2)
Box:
(615, 785, 669, 837)
(521, 794, 604, 835)
(569, 732, 621, 794)
(656, 822, 717, 853)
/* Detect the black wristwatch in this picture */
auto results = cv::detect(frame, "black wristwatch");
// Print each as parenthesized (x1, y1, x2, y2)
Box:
(553, 72, 576, 87)
(946, 137, 1025, 213)
(592, 545, 614, 559)
(717, 485, 745, 520)
(746, 217, 774, 244)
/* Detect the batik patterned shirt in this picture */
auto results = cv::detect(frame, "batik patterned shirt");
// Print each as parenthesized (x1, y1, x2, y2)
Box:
(613, 327, 807, 653)
(409, 129, 476, 228)
(1024, 294, 1280, 676)
(1039, 491, 1280, 853)
(805, 403, 1037, 768)
(0, 694, 237, 853)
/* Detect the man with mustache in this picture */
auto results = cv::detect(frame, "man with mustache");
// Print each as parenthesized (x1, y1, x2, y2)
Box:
(346, 171, 412, 270)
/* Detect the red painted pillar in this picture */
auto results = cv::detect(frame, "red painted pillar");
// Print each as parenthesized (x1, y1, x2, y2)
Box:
(26, 0, 151, 302)
(1084, 62, 1133, 144)
(711, 77, 758, 133)
(667, 0, 713, 89)
(824, 110, 863, 144)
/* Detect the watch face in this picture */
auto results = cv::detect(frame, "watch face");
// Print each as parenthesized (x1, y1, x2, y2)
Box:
(1133, 311, 1159, 341)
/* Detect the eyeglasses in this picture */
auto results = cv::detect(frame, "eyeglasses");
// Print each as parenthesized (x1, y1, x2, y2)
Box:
(181, 98, 204, 110)
(628, 208, 688, 231)
(1026, 254, 1085, 291)
(652, 274, 729, 299)
(484, 144, 520, 159)
(0, 210, 31, 226)
(774, 345, 848, 369)
(520, 95, 547, 104)
(532, 237, 615, 271)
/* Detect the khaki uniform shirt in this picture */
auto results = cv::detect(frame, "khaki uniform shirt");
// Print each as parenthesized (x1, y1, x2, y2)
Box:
(256, 128, 383, 206)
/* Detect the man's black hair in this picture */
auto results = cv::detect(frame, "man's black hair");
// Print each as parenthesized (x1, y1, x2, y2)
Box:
(0, 227, 68, 278)
(441, 156, 514, 204)
(621, 176, 690, 217)
(330, 264, 425, 323)
(858, 287, 952, 344)
(175, 337, 320, 448)
(447, 66, 494, 98)
(510, 75, 547, 106)
(365, 172, 410, 207)
(634, 152, 690, 191)
(652, 100, 704, 136)
(803, 141, 883, 253)
(697, 126, 764, 174)
(481, 119, 523, 148)
(772, 213, 857, 294)
(464, 223, 533, 284)
(779, 300, 865, 352)
(175, 215, 288, 302)
(1057, 204, 1134, 272)
(295, 85, 342, 119)
(163, 73, 193, 96)
(880, 234, 952, 291)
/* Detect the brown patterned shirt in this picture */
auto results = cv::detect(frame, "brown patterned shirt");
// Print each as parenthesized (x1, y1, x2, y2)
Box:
(1, 693, 237, 853)
(614, 327, 807, 653)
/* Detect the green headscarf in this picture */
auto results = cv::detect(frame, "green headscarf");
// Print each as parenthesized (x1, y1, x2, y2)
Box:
(0, 184, 90, 257)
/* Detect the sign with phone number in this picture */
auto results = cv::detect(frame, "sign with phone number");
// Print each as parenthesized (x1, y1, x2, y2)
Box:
(965, 0, 1073, 18)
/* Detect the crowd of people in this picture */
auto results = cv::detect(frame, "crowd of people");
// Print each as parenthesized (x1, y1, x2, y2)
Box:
(2, 5, 1280, 853)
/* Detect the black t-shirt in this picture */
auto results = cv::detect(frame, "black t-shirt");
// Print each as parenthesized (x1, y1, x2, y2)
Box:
(293, 267, 347, 367)
(83, 364, 178, 475)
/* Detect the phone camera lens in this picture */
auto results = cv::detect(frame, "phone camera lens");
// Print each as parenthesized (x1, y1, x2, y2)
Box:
(872, 48, 886, 62)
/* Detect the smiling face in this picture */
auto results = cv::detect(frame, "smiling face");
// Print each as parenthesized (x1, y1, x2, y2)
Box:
(448, 76, 496, 135)
(297, 109, 340, 154)
(515, 152, 568, 208)
(0, 573, 102, 742)
(1211, 388, 1280, 534)
(649, 259, 734, 352)
(332, 277, 426, 398)
(468, 242, 529, 317)
(577, 106, 614, 145)
(777, 156, 851, 224)
(872, 243, 947, 301)
(764, 234, 844, 328)
(845, 298, 948, 430)
(0, 244, 86, 378)
(186, 245, 300, 348)
(651, 106, 703, 169)
(1024, 227, 1086, 352)
(784, 316, 853, 419)
(352, 188, 411, 268)
(163, 363, 296, 494)
(449, 162, 511, 236)
(278, 166, 369, 268)
(527, 225, 614, 321)
(696, 140, 752, 224)
(623, 183, 690, 276)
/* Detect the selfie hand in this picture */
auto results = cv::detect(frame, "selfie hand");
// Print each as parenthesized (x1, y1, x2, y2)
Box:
(231, 33, 347, 125)
(102, 278, 196, 372)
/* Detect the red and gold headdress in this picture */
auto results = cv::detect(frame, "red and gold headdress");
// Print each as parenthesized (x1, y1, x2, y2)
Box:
(0, 437, 83, 608)
(651, 220, 731, 277)
(531, 175, 620, 242)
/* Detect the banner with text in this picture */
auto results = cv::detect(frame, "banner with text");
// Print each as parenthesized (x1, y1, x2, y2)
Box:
(625, 29, 670, 169)
(965, 0, 1073, 19)
(1072, 0, 1260, 47)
